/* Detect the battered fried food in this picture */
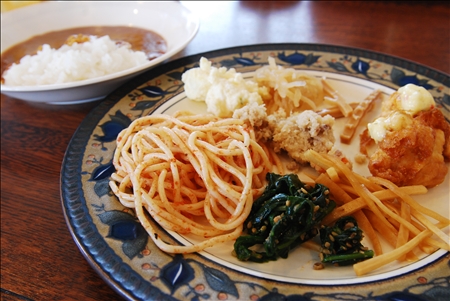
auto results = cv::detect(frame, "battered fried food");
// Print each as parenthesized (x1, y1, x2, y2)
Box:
(362, 84, 450, 188)
(367, 110, 448, 187)
(415, 107, 450, 158)
(233, 103, 336, 165)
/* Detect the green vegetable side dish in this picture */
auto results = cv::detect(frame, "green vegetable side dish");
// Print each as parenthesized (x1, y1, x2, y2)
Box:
(319, 216, 374, 266)
(233, 173, 374, 266)
(233, 173, 336, 262)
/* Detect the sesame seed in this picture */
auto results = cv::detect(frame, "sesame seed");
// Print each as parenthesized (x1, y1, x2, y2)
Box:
(313, 262, 325, 270)
(273, 215, 281, 223)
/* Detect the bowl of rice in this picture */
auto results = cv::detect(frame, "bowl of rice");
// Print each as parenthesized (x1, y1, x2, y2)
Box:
(0, 1, 199, 104)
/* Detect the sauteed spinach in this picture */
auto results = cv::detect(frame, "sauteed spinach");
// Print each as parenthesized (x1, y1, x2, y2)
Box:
(319, 216, 374, 266)
(233, 173, 336, 262)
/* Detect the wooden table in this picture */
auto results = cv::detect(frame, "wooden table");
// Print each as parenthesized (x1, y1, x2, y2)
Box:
(1, 1, 449, 300)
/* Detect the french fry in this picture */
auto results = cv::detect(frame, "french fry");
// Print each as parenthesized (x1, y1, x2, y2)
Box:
(396, 202, 412, 261)
(382, 201, 402, 229)
(316, 102, 359, 118)
(321, 79, 353, 117)
(339, 183, 358, 196)
(408, 219, 438, 254)
(369, 176, 450, 225)
(363, 179, 450, 252)
(304, 149, 335, 172)
(304, 150, 449, 275)
(316, 173, 383, 255)
(353, 210, 383, 256)
(320, 185, 427, 225)
(380, 199, 430, 268)
(410, 208, 450, 251)
(381, 204, 420, 266)
(370, 177, 450, 249)
(340, 90, 382, 144)
(300, 169, 319, 181)
(363, 209, 398, 248)
(326, 167, 340, 182)
(316, 173, 352, 206)
(362, 185, 425, 239)
(321, 153, 403, 234)
(404, 247, 419, 262)
(353, 229, 433, 276)
(303, 150, 383, 192)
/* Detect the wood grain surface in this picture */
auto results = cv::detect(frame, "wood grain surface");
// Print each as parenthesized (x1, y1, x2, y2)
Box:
(1, 1, 449, 300)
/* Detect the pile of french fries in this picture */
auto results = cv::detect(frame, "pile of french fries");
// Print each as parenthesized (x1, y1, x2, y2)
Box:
(303, 149, 450, 276)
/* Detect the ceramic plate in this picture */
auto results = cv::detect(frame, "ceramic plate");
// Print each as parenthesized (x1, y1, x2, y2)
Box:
(0, 1, 199, 104)
(61, 44, 450, 301)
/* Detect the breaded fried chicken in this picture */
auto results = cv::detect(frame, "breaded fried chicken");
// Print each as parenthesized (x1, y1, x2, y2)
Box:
(364, 84, 450, 188)
(233, 104, 336, 165)
(415, 108, 450, 158)
(368, 110, 448, 187)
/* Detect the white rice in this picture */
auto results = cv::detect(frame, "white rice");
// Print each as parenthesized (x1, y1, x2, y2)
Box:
(2, 35, 148, 86)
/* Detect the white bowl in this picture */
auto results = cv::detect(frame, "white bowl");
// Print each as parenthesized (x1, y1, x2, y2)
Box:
(0, 1, 199, 104)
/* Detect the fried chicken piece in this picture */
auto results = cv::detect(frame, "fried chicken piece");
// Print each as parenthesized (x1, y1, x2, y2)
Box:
(415, 108, 450, 159)
(234, 104, 338, 165)
(368, 109, 449, 187)
(363, 83, 449, 188)
(271, 110, 335, 164)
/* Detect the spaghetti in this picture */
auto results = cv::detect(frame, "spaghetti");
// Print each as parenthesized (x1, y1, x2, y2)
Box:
(109, 111, 279, 253)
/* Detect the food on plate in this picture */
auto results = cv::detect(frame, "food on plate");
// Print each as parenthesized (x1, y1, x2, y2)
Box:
(270, 110, 335, 164)
(340, 89, 382, 144)
(319, 216, 374, 266)
(303, 150, 450, 275)
(108, 57, 449, 276)
(270, 110, 336, 164)
(182, 57, 341, 167)
(361, 84, 450, 187)
(182, 57, 327, 118)
(321, 79, 354, 117)
(234, 103, 339, 166)
(316, 102, 359, 118)
(109, 111, 280, 253)
(1, 26, 167, 85)
(254, 57, 324, 114)
(382, 84, 436, 115)
(181, 57, 264, 117)
(233, 173, 337, 262)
